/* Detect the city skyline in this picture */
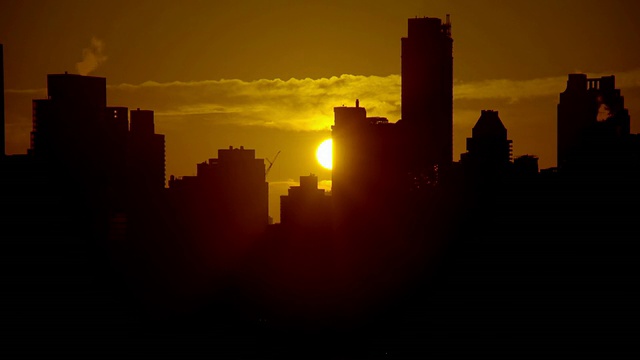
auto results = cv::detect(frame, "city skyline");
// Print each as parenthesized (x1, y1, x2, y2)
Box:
(3, 1, 640, 222)
(2, 3, 639, 358)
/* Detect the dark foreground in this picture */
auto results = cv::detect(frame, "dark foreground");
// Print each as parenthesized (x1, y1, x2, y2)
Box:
(2, 172, 638, 359)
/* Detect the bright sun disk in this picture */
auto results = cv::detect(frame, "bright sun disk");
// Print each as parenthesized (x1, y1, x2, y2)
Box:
(316, 139, 332, 170)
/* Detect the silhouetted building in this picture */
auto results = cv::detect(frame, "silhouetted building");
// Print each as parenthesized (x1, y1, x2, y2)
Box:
(557, 74, 632, 173)
(513, 155, 539, 177)
(331, 99, 367, 206)
(104, 106, 129, 206)
(331, 100, 406, 226)
(28, 73, 166, 219)
(280, 174, 331, 228)
(460, 110, 513, 179)
(1, 44, 5, 157)
(27, 72, 122, 224)
(168, 146, 268, 239)
(401, 15, 453, 180)
(30, 73, 108, 173)
(128, 108, 166, 191)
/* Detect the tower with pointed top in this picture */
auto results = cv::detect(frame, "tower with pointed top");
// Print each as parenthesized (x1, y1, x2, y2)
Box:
(460, 110, 513, 185)
(461, 110, 512, 168)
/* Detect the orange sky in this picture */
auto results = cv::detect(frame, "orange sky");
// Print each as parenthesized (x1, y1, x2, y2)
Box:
(2, 0, 640, 222)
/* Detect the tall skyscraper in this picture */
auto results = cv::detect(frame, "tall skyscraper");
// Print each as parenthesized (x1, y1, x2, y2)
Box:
(30, 74, 107, 156)
(557, 74, 631, 171)
(30, 73, 109, 180)
(29, 73, 165, 214)
(331, 100, 406, 227)
(401, 15, 453, 177)
(331, 100, 367, 205)
(1, 44, 5, 157)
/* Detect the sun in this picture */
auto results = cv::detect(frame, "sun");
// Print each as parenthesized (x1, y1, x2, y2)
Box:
(316, 139, 333, 170)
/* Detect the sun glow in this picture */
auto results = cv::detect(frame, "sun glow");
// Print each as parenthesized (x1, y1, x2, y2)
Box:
(316, 139, 333, 170)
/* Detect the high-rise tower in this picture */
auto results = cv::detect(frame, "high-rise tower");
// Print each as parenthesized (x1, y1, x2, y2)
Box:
(1, 44, 5, 157)
(460, 110, 513, 180)
(30, 74, 107, 159)
(331, 100, 406, 228)
(30, 73, 108, 179)
(557, 74, 630, 171)
(401, 15, 453, 178)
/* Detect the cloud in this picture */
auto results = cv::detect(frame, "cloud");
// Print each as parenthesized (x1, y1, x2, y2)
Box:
(102, 69, 640, 132)
(108, 75, 402, 131)
(454, 68, 640, 103)
(8, 69, 640, 136)
(76, 37, 107, 76)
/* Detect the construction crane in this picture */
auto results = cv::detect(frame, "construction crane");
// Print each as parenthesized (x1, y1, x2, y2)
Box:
(265, 150, 281, 178)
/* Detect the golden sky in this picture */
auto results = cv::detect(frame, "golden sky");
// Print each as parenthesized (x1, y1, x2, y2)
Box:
(2, 0, 640, 222)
